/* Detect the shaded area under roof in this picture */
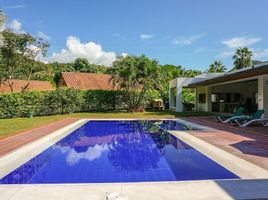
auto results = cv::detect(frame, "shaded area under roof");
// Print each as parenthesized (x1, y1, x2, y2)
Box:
(188, 62, 268, 87)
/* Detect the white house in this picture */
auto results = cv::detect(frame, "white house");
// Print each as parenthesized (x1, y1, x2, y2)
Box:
(169, 62, 268, 117)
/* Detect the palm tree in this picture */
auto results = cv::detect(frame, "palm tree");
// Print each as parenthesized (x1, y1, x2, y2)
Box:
(233, 47, 253, 70)
(111, 55, 165, 111)
(208, 60, 227, 73)
(180, 68, 201, 77)
(0, 10, 6, 27)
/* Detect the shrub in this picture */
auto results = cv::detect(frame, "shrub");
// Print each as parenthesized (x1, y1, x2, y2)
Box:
(83, 90, 128, 111)
(20, 91, 46, 117)
(43, 88, 83, 114)
(0, 88, 161, 119)
(0, 93, 21, 118)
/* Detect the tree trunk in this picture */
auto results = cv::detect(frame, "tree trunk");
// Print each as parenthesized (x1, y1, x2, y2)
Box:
(7, 79, 14, 93)
(20, 68, 33, 92)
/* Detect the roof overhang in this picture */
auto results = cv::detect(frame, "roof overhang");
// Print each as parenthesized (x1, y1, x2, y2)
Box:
(188, 62, 268, 87)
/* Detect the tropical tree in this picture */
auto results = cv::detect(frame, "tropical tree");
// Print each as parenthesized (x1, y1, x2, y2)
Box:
(160, 64, 201, 104)
(0, 29, 49, 92)
(233, 47, 253, 70)
(0, 10, 6, 27)
(208, 60, 227, 73)
(111, 55, 166, 111)
(72, 58, 91, 72)
(180, 68, 201, 77)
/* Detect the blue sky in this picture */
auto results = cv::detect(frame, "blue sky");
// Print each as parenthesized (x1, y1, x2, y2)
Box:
(1, 0, 268, 71)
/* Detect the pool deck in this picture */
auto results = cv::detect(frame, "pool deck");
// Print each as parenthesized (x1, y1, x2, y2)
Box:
(0, 118, 80, 157)
(1, 117, 268, 199)
(183, 116, 268, 170)
(1, 179, 268, 200)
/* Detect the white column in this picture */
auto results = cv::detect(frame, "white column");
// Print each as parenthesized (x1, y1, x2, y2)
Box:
(169, 88, 173, 109)
(176, 85, 183, 112)
(194, 88, 197, 111)
(206, 86, 212, 112)
(258, 75, 268, 117)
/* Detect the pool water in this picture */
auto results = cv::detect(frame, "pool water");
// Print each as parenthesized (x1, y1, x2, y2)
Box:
(0, 120, 239, 184)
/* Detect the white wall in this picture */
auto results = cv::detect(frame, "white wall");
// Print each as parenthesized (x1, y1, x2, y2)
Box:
(196, 86, 211, 112)
(170, 73, 268, 115)
(169, 79, 177, 111)
(169, 73, 226, 112)
(169, 78, 199, 112)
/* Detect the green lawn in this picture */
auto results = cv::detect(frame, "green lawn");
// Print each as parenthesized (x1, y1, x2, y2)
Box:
(0, 110, 212, 139)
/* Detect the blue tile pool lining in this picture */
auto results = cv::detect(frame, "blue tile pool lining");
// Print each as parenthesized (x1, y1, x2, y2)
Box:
(0, 120, 239, 184)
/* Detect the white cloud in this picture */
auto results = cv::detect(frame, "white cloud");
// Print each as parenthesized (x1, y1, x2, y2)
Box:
(37, 31, 51, 40)
(217, 50, 235, 59)
(252, 48, 268, 59)
(4, 5, 26, 9)
(140, 34, 154, 40)
(172, 34, 204, 46)
(47, 36, 118, 66)
(222, 36, 261, 49)
(54, 144, 109, 166)
(121, 53, 128, 58)
(9, 19, 22, 32)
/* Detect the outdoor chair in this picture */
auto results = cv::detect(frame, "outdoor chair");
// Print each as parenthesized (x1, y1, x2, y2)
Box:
(233, 109, 265, 127)
(213, 107, 245, 123)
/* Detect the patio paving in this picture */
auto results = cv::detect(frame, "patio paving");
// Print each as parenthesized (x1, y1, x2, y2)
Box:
(184, 116, 268, 170)
(0, 118, 79, 157)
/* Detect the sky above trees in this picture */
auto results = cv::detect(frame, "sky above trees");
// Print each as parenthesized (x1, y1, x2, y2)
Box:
(1, 0, 268, 70)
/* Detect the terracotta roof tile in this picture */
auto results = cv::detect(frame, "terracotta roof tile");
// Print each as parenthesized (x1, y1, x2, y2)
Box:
(61, 72, 114, 90)
(0, 80, 54, 93)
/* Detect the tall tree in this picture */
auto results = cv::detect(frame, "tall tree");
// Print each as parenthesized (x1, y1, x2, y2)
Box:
(111, 55, 165, 111)
(0, 29, 49, 92)
(73, 58, 92, 72)
(208, 60, 227, 73)
(233, 47, 253, 70)
(0, 10, 6, 27)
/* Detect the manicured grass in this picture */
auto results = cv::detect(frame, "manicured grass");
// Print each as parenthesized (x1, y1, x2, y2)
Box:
(0, 110, 212, 139)
(0, 115, 67, 140)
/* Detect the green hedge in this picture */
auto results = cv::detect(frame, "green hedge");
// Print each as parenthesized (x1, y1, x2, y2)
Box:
(0, 88, 160, 119)
(83, 90, 128, 111)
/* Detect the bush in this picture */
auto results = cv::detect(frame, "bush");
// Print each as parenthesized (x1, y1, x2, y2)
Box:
(20, 91, 46, 117)
(0, 88, 161, 119)
(83, 90, 128, 111)
(0, 88, 84, 118)
(0, 93, 21, 118)
(43, 88, 84, 115)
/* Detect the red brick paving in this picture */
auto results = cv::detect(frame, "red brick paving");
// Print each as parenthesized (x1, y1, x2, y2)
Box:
(0, 118, 79, 157)
(184, 116, 268, 170)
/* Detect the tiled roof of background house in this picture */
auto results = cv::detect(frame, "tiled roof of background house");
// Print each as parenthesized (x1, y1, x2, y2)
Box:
(0, 80, 55, 93)
(60, 72, 115, 90)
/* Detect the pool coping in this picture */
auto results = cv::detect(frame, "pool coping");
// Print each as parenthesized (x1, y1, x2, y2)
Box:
(0, 119, 88, 179)
(169, 130, 268, 179)
(1, 118, 268, 200)
(1, 118, 267, 179)
(1, 179, 268, 200)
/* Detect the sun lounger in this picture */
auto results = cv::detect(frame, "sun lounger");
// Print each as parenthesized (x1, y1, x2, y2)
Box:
(261, 120, 268, 127)
(214, 107, 245, 123)
(234, 109, 265, 127)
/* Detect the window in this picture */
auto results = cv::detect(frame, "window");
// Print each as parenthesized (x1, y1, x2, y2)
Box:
(199, 93, 206, 103)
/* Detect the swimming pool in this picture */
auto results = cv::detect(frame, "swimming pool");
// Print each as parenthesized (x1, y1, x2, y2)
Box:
(0, 120, 239, 184)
